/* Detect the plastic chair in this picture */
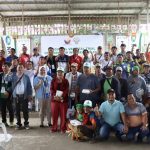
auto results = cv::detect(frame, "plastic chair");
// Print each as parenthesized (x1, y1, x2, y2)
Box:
(0, 123, 14, 150)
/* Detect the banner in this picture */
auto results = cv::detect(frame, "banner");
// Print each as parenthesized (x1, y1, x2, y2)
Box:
(2, 35, 15, 56)
(41, 35, 104, 56)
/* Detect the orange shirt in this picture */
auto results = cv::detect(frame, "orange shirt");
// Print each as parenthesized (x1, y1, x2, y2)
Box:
(145, 52, 150, 63)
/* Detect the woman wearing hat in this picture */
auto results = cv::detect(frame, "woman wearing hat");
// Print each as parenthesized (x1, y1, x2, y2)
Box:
(51, 67, 69, 133)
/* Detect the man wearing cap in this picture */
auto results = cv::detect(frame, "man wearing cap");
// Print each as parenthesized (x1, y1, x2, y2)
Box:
(115, 66, 128, 103)
(100, 66, 121, 101)
(51, 66, 69, 133)
(30, 47, 41, 69)
(94, 63, 105, 82)
(97, 89, 128, 141)
(93, 46, 104, 65)
(65, 63, 82, 108)
(76, 62, 100, 107)
(69, 48, 83, 72)
(128, 66, 147, 103)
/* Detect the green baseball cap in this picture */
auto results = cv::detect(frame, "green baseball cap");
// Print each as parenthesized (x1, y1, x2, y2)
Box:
(132, 66, 139, 71)
(76, 104, 83, 109)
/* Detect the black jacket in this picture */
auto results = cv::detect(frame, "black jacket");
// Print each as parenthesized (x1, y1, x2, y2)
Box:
(118, 78, 128, 100)
(100, 76, 121, 100)
(0, 73, 12, 98)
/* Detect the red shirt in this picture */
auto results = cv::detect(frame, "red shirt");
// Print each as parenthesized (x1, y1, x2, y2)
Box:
(145, 52, 150, 63)
(69, 55, 83, 71)
(0, 57, 5, 72)
(19, 54, 30, 66)
(51, 77, 69, 103)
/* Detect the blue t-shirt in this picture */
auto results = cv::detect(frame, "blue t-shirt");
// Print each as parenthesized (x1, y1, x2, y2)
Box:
(6, 55, 18, 63)
(99, 100, 125, 126)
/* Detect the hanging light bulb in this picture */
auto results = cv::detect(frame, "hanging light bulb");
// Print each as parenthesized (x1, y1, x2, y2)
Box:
(67, 0, 74, 38)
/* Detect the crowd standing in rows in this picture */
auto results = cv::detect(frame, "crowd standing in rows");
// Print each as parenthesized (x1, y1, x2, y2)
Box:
(0, 44, 150, 143)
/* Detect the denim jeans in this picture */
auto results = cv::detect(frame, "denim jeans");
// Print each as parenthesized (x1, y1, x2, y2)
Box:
(127, 125, 149, 141)
(99, 122, 124, 140)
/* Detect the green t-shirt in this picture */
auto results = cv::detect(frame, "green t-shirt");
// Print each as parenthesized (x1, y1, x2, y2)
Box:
(104, 78, 112, 99)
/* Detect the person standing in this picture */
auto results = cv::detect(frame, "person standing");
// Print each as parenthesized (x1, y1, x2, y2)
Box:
(128, 66, 147, 103)
(0, 63, 14, 127)
(93, 46, 104, 65)
(6, 48, 18, 63)
(30, 47, 41, 69)
(51, 67, 69, 133)
(65, 63, 82, 108)
(0, 50, 5, 73)
(100, 66, 121, 101)
(34, 66, 52, 127)
(69, 48, 83, 72)
(56, 47, 69, 74)
(115, 66, 128, 103)
(19, 45, 30, 67)
(76, 62, 100, 107)
(45, 47, 57, 77)
(5, 63, 32, 129)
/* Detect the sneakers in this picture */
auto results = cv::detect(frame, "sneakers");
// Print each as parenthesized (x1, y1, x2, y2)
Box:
(15, 125, 22, 130)
(4, 122, 9, 127)
(40, 124, 44, 128)
(24, 125, 30, 130)
(120, 134, 127, 142)
(48, 123, 52, 127)
(9, 122, 14, 127)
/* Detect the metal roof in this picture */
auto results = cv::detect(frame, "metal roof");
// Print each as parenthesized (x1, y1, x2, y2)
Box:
(0, 0, 149, 17)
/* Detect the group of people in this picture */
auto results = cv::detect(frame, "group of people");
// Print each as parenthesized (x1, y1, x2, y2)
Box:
(0, 43, 150, 143)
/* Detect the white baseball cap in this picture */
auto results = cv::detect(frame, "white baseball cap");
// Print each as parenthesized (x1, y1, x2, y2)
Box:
(57, 67, 64, 72)
(83, 62, 91, 68)
(83, 100, 92, 107)
(116, 66, 122, 72)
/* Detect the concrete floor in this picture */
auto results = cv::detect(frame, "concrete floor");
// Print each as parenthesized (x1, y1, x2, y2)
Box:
(0, 113, 150, 150)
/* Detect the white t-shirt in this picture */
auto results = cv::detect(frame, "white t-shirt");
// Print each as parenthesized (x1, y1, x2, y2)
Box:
(16, 78, 25, 95)
(100, 59, 113, 69)
(30, 55, 41, 69)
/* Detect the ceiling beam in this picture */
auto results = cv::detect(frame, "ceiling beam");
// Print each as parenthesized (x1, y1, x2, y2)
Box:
(0, 0, 146, 4)
(0, 7, 144, 12)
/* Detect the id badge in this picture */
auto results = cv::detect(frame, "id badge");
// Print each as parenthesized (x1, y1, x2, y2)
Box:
(1, 87, 6, 93)
(52, 65, 55, 69)
(70, 92, 75, 98)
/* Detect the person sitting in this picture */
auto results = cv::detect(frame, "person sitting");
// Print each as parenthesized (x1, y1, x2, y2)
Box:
(67, 103, 88, 140)
(125, 93, 150, 142)
(97, 89, 127, 141)
(68, 100, 99, 141)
